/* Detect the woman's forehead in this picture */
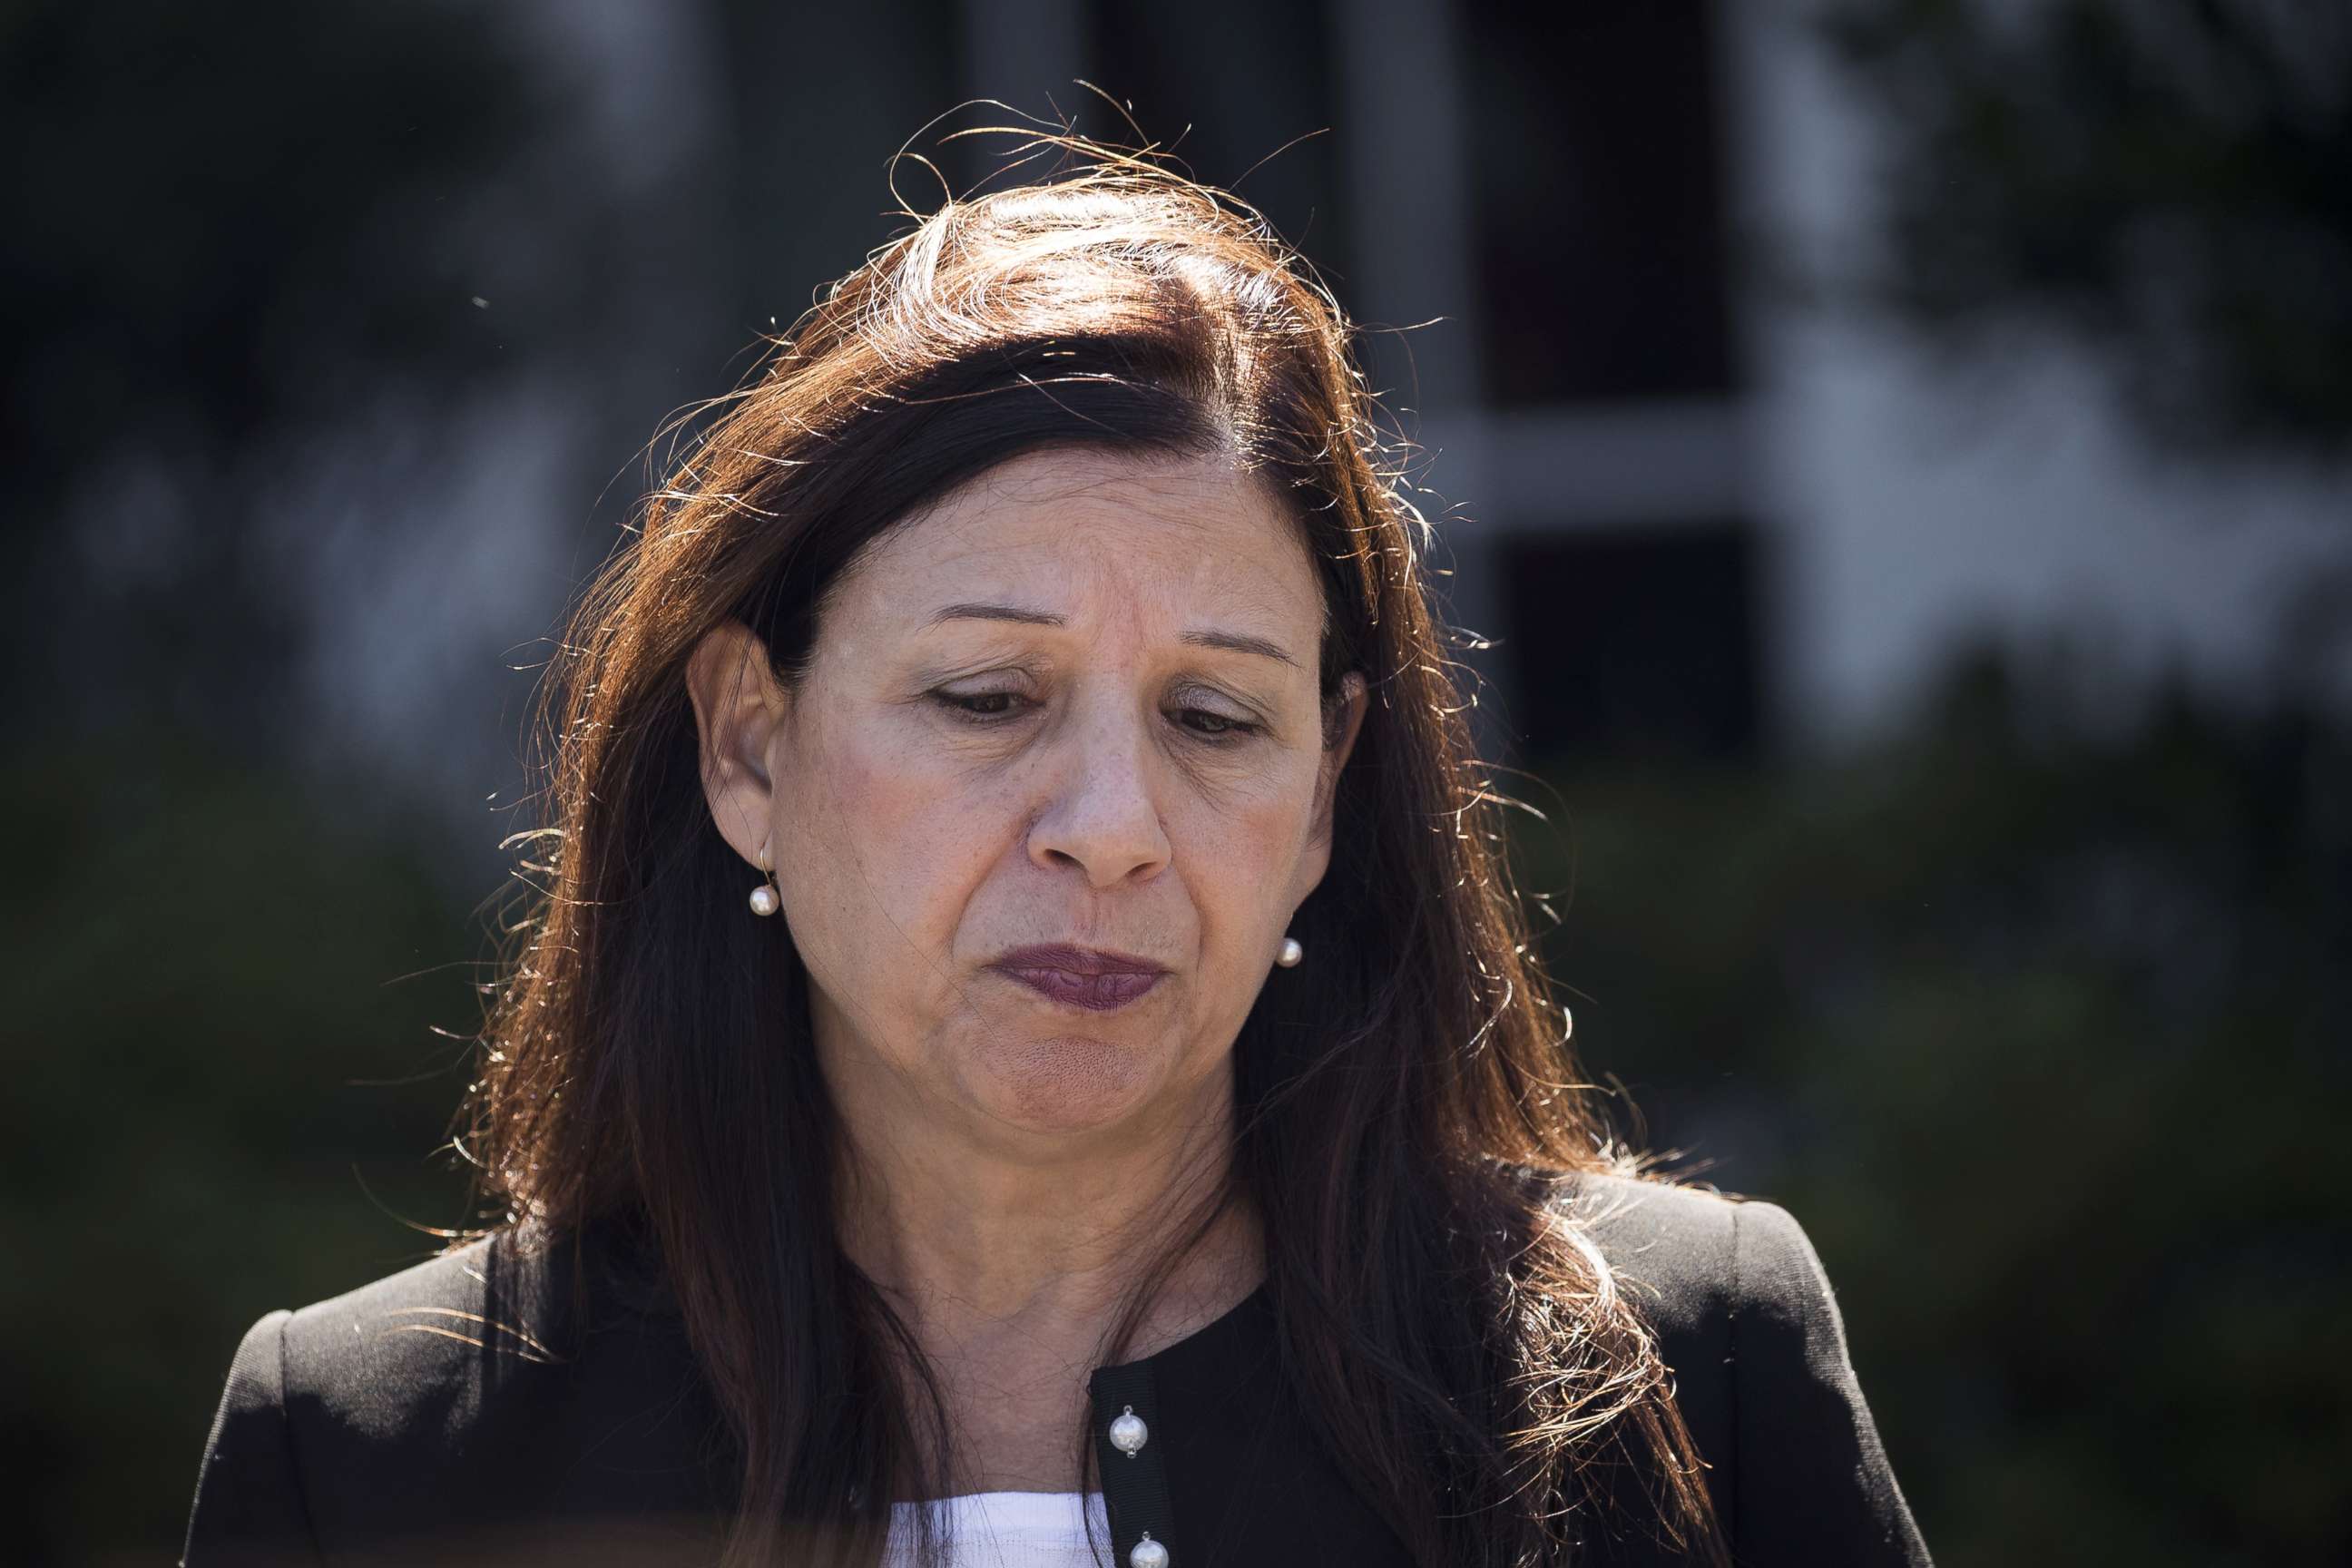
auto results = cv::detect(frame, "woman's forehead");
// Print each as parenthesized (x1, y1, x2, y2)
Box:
(839, 447, 1319, 628)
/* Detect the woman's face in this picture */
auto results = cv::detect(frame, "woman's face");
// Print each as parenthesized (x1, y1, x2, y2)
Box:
(688, 446, 1367, 1159)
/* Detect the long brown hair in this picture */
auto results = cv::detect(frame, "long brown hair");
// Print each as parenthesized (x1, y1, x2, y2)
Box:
(454, 130, 1726, 1567)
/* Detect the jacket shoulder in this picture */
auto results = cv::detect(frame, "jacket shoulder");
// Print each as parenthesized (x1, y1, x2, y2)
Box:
(183, 1233, 532, 1567)
(1548, 1169, 1862, 1328)
(189, 1220, 730, 1566)
(276, 1227, 568, 1444)
(1548, 1168, 1759, 1334)
(182, 1307, 317, 1566)
(1546, 1169, 1932, 1566)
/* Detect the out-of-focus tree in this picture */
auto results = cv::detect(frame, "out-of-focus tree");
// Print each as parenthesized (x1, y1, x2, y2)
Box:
(0, 4, 573, 1561)
(1515, 641, 2352, 1563)
(0, 737, 483, 1565)
(0, 0, 577, 741)
(1814, 0, 2352, 465)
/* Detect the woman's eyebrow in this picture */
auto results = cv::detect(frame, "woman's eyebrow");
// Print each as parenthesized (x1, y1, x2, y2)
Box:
(923, 602, 1298, 668)
(926, 602, 1060, 630)
(1181, 627, 1298, 668)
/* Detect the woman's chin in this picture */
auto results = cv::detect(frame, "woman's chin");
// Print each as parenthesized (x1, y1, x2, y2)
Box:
(957, 1032, 1171, 1138)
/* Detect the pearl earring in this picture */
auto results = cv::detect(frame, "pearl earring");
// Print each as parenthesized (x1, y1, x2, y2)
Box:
(748, 841, 780, 917)
(1275, 935, 1304, 968)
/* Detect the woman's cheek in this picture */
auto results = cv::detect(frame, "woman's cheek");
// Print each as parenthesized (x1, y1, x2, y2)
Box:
(833, 743, 1003, 913)
(1182, 778, 1312, 870)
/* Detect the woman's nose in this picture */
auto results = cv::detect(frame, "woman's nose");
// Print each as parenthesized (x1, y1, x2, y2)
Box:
(1026, 705, 1172, 889)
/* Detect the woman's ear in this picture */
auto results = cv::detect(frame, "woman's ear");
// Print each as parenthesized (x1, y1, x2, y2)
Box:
(683, 617, 792, 871)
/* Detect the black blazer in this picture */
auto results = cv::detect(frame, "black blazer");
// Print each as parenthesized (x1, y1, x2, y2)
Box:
(181, 1171, 1931, 1566)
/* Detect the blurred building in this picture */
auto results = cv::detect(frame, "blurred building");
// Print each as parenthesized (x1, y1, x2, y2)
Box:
(288, 0, 2352, 842)
(954, 1, 2348, 779)
(939, 0, 1765, 775)
(502, 0, 1769, 789)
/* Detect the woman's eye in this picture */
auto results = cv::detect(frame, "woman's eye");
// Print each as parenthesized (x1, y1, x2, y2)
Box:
(1176, 708, 1261, 741)
(930, 689, 1259, 741)
(936, 690, 1026, 720)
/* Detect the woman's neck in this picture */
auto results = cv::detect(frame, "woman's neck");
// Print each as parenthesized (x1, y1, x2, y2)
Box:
(830, 1084, 1262, 1347)
(820, 1041, 1263, 1493)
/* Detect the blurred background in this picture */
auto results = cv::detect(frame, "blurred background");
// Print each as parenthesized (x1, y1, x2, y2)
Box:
(5, 1, 2346, 1563)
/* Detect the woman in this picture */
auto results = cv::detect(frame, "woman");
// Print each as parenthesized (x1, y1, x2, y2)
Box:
(182, 137, 1930, 1568)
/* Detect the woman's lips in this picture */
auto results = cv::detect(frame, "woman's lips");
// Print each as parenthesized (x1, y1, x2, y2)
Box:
(985, 945, 1169, 1013)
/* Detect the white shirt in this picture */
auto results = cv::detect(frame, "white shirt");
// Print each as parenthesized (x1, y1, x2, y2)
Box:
(881, 1491, 1111, 1568)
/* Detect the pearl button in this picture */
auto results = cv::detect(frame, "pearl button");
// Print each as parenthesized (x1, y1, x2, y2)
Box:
(1130, 1531, 1169, 1568)
(1108, 1405, 1148, 1456)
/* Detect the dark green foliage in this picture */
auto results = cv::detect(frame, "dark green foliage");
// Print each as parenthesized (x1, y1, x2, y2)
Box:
(1517, 644, 2352, 1564)
(0, 733, 482, 1565)
(1816, 0, 2352, 463)
(0, 0, 568, 739)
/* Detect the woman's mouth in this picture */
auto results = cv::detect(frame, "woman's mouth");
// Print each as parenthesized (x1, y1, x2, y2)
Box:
(985, 945, 1169, 1013)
